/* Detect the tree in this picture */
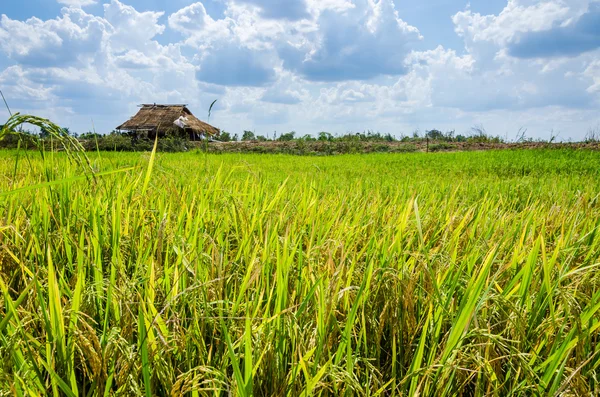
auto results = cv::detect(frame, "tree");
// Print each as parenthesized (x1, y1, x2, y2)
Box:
(39, 126, 50, 138)
(426, 129, 444, 140)
(318, 132, 333, 141)
(277, 131, 296, 141)
(219, 131, 232, 142)
(80, 132, 102, 140)
(242, 130, 255, 141)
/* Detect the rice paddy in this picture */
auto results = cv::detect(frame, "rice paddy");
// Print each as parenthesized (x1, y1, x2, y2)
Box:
(2, 148, 600, 395)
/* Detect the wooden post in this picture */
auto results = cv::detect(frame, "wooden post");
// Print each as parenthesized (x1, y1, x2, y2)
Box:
(426, 136, 429, 153)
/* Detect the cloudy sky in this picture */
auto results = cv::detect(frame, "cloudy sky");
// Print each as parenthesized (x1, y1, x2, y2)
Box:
(0, 0, 599, 140)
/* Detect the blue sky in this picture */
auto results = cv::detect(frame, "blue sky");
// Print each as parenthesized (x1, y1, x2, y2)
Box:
(0, 0, 599, 140)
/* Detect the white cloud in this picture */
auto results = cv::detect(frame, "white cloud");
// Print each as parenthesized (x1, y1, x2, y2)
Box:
(306, 0, 355, 14)
(168, 1, 233, 43)
(585, 59, 600, 92)
(0, 0, 599, 139)
(279, 0, 422, 81)
(260, 70, 309, 104)
(0, 1, 208, 131)
(0, 65, 55, 104)
(103, 0, 165, 52)
(0, 8, 109, 66)
(231, 0, 310, 20)
(57, 0, 96, 7)
(168, 2, 215, 34)
(452, 1, 573, 46)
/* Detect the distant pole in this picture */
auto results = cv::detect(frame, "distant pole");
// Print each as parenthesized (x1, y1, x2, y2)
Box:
(426, 136, 429, 153)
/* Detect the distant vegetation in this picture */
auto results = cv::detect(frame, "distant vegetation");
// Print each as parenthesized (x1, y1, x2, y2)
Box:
(2, 119, 600, 155)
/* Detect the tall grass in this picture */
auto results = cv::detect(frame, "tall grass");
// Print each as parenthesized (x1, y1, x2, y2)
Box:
(1, 148, 600, 395)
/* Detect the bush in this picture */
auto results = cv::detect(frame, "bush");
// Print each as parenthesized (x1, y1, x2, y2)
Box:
(84, 134, 135, 151)
(373, 144, 390, 152)
(429, 143, 453, 152)
(80, 134, 188, 152)
(384, 133, 395, 142)
(335, 140, 362, 154)
(0, 131, 38, 149)
(158, 136, 188, 152)
(295, 139, 308, 154)
(395, 144, 418, 153)
(79, 132, 103, 140)
(250, 146, 269, 153)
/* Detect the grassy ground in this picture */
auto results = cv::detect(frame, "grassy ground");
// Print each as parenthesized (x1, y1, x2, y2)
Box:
(1, 149, 600, 395)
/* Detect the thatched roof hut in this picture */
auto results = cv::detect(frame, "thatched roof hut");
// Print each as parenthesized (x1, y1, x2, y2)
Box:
(116, 104, 219, 139)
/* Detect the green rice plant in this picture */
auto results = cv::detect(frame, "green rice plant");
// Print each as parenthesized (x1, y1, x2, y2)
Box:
(1, 146, 600, 395)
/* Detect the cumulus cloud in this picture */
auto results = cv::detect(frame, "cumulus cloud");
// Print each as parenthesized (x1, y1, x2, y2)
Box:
(261, 90, 302, 104)
(585, 60, 600, 92)
(0, 1, 208, 129)
(168, 2, 214, 33)
(452, 1, 573, 46)
(281, 0, 421, 81)
(57, 0, 96, 6)
(169, 2, 280, 86)
(196, 43, 276, 86)
(0, 8, 108, 67)
(168, 2, 232, 40)
(508, 3, 600, 58)
(233, 0, 310, 20)
(428, 0, 599, 114)
(260, 70, 309, 104)
(0, 65, 55, 105)
(104, 0, 165, 52)
(0, 0, 599, 139)
(171, 0, 421, 83)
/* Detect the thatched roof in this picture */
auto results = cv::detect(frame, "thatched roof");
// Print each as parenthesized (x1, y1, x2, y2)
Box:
(117, 104, 219, 136)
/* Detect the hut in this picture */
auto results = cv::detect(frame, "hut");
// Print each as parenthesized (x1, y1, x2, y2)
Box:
(116, 104, 219, 140)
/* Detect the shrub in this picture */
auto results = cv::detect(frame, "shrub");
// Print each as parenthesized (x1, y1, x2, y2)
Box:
(80, 134, 188, 152)
(396, 144, 418, 152)
(373, 144, 390, 152)
(429, 142, 453, 152)
(0, 130, 38, 149)
(250, 145, 269, 153)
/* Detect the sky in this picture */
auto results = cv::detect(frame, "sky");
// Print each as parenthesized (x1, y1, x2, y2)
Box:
(0, 0, 599, 141)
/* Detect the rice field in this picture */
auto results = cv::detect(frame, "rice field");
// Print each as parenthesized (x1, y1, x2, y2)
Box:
(2, 148, 600, 396)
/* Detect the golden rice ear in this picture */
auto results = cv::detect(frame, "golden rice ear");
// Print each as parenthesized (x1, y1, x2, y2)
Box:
(1, 112, 94, 175)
